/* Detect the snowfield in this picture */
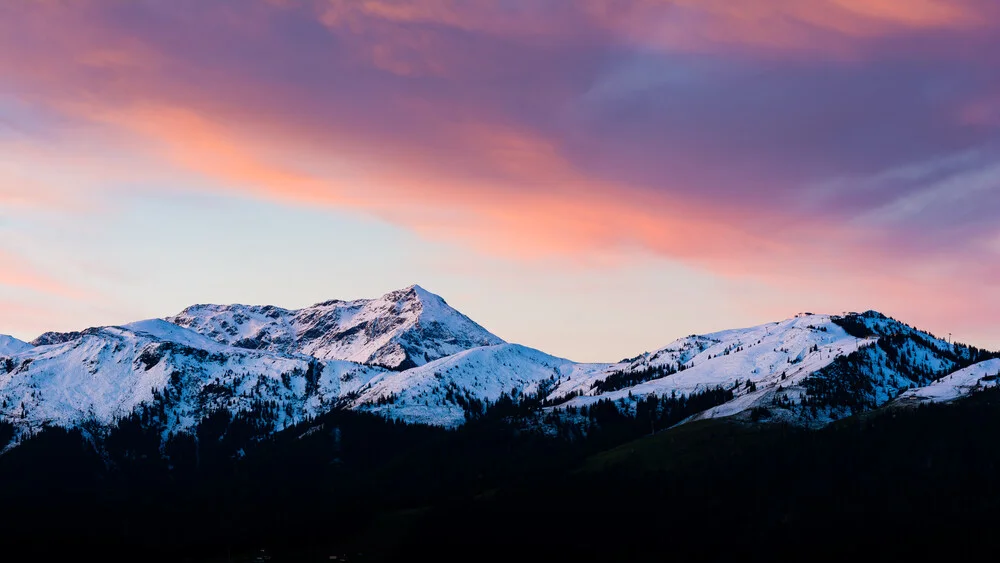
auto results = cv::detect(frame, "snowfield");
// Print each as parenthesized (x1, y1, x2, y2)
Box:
(354, 343, 611, 427)
(0, 335, 30, 356)
(896, 359, 1000, 405)
(0, 321, 385, 438)
(543, 311, 983, 427)
(168, 284, 503, 369)
(551, 314, 866, 408)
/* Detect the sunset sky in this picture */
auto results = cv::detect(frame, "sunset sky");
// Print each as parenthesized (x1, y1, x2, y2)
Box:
(2, 0, 999, 362)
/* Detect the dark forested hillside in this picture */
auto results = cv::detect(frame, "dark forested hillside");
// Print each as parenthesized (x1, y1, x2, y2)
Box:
(4, 387, 1000, 562)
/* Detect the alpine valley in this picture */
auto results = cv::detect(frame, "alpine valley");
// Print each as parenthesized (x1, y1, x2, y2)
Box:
(2, 285, 1000, 562)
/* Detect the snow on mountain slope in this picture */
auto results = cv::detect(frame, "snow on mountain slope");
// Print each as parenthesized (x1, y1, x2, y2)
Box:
(895, 359, 1000, 405)
(2, 296, 995, 441)
(0, 335, 30, 356)
(551, 313, 861, 406)
(168, 285, 503, 369)
(2, 325, 211, 430)
(123, 319, 235, 352)
(0, 321, 386, 438)
(353, 344, 611, 427)
(547, 311, 988, 427)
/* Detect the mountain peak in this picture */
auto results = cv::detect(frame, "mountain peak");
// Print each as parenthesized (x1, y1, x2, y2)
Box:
(0, 334, 31, 355)
(856, 310, 888, 319)
(832, 310, 888, 320)
(385, 283, 437, 303)
(167, 285, 503, 369)
(310, 285, 432, 310)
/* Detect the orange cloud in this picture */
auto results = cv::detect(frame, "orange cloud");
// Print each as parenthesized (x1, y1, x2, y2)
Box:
(0, 298, 56, 337)
(312, 0, 994, 61)
(77, 99, 876, 285)
(1, 0, 998, 342)
(586, 0, 992, 57)
(829, 0, 973, 27)
(0, 250, 88, 300)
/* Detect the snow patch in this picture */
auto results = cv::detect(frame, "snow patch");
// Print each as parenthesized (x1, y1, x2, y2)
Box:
(896, 359, 1000, 404)
(0, 335, 31, 356)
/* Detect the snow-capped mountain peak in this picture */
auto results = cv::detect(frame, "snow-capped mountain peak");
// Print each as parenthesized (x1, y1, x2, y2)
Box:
(541, 310, 993, 427)
(167, 285, 504, 370)
(0, 319, 387, 436)
(0, 335, 31, 356)
(547, 313, 864, 408)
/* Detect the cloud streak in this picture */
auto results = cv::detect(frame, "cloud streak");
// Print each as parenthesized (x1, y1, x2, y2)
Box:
(0, 250, 87, 301)
(1, 0, 999, 337)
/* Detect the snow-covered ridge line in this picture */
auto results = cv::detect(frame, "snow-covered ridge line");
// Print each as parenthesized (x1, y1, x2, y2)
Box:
(167, 284, 504, 370)
(1, 291, 997, 442)
(0, 285, 509, 439)
(549, 314, 856, 405)
(1, 323, 390, 441)
(350, 343, 612, 427)
(543, 311, 995, 427)
(0, 335, 31, 356)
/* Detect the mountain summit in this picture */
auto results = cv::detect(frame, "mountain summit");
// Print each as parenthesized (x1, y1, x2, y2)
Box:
(0, 335, 30, 356)
(167, 284, 504, 370)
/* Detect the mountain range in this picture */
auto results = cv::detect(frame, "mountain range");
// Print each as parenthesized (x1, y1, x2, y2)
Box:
(1, 284, 998, 445)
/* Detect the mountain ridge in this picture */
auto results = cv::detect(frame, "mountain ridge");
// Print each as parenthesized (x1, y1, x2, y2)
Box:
(2, 286, 998, 447)
(0, 335, 30, 356)
(166, 284, 504, 370)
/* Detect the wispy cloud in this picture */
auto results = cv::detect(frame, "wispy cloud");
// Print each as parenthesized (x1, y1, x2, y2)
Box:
(0, 0, 998, 337)
(0, 250, 89, 300)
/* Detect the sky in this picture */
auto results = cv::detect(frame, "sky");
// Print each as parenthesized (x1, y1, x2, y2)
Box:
(1, 0, 999, 362)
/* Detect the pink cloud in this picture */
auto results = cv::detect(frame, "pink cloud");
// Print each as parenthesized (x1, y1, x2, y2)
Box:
(312, 0, 998, 62)
(0, 0, 998, 340)
(0, 251, 89, 300)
